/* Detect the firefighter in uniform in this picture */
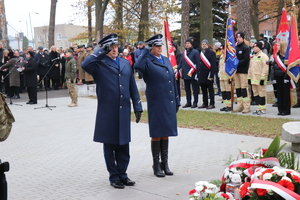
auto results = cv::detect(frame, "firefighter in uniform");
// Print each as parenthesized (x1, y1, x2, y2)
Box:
(248, 42, 269, 114)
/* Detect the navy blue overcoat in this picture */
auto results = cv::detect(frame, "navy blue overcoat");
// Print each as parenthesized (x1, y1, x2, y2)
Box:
(178, 47, 200, 80)
(81, 48, 143, 145)
(134, 49, 180, 138)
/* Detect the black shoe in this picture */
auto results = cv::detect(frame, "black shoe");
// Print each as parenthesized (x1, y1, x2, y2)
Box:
(191, 104, 197, 108)
(281, 112, 291, 116)
(272, 102, 278, 107)
(224, 107, 231, 112)
(121, 178, 135, 186)
(182, 103, 191, 108)
(220, 107, 227, 111)
(215, 92, 221, 96)
(198, 104, 207, 109)
(292, 103, 300, 108)
(278, 112, 282, 115)
(29, 102, 37, 105)
(26, 101, 32, 104)
(206, 105, 215, 109)
(110, 180, 125, 189)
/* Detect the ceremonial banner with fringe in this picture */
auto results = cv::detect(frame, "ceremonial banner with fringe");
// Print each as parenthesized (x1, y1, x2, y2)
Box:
(225, 18, 239, 78)
(273, 8, 289, 58)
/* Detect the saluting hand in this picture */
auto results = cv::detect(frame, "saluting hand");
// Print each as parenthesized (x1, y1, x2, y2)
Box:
(135, 111, 142, 123)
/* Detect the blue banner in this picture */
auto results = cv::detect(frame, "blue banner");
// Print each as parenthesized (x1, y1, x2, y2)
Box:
(225, 18, 239, 78)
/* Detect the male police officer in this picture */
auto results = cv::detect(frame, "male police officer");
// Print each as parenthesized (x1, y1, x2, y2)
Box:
(81, 33, 143, 189)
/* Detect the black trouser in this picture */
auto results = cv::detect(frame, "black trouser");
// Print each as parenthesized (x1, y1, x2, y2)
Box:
(199, 82, 215, 106)
(19, 74, 25, 93)
(275, 75, 290, 114)
(10, 86, 19, 97)
(176, 79, 181, 100)
(27, 87, 37, 103)
(103, 143, 130, 183)
(184, 79, 199, 105)
(51, 79, 60, 90)
(39, 74, 50, 89)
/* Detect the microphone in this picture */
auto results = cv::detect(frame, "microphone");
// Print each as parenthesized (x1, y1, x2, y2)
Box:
(51, 57, 60, 62)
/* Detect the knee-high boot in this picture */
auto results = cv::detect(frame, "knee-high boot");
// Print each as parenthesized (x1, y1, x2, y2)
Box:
(151, 141, 165, 177)
(160, 139, 173, 175)
(0, 162, 9, 200)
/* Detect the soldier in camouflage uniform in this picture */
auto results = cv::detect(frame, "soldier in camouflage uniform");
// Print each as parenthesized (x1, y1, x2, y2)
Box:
(65, 49, 78, 107)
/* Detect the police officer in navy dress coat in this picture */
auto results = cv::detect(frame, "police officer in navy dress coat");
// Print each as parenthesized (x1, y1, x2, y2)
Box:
(134, 34, 180, 178)
(81, 33, 143, 189)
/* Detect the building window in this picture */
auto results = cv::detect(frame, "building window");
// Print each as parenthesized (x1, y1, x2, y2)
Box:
(57, 33, 62, 40)
(38, 35, 43, 43)
(264, 30, 271, 37)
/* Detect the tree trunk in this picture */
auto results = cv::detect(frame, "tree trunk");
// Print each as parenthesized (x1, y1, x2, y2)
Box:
(138, 0, 149, 42)
(200, 0, 213, 45)
(0, 0, 9, 48)
(95, 0, 109, 41)
(87, 0, 93, 43)
(180, 0, 190, 52)
(115, 0, 124, 44)
(48, 0, 57, 48)
(237, 0, 251, 41)
(251, 0, 259, 40)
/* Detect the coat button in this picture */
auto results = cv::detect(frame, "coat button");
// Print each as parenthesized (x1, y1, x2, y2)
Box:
(170, 91, 172, 93)
(120, 106, 122, 108)
(169, 81, 171, 83)
(119, 74, 121, 76)
(120, 85, 122, 87)
(171, 101, 173, 103)
(120, 95, 123, 98)
(166, 71, 169, 73)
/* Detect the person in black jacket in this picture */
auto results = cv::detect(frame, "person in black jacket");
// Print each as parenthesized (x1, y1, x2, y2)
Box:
(173, 42, 181, 100)
(49, 46, 60, 90)
(178, 39, 200, 108)
(197, 39, 217, 109)
(233, 32, 251, 113)
(22, 51, 38, 104)
(36, 46, 50, 91)
(272, 41, 290, 115)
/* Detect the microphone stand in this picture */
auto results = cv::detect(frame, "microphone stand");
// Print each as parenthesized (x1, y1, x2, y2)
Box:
(34, 60, 58, 111)
(1, 67, 22, 106)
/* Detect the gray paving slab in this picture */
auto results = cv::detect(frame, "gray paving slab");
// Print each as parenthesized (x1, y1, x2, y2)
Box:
(0, 89, 298, 200)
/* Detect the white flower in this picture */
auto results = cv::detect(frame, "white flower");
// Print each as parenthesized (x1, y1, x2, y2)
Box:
(291, 171, 300, 177)
(195, 185, 204, 192)
(274, 169, 287, 177)
(281, 176, 292, 182)
(267, 189, 274, 195)
(263, 173, 273, 180)
(195, 181, 209, 187)
(272, 166, 281, 171)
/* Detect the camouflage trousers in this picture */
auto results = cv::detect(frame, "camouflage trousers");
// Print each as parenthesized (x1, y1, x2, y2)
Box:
(66, 79, 78, 104)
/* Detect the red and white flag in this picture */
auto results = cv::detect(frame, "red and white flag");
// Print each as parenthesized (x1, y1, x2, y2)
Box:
(273, 8, 289, 58)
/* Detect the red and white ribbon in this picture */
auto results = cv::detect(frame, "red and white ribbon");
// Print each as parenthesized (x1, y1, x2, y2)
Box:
(200, 51, 211, 69)
(229, 158, 280, 169)
(250, 179, 300, 200)
(274, 55, 287, 72)
(184, 50, 196, 77)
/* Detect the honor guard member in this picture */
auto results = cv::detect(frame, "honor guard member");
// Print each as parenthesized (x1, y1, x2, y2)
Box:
(234, 32, 251, 113)
(134, 34, 180, 178)
(248, 42, 269, 115)
(178, 38, 200, 108)
(65, 49, 78, 107)
(81, 33, 143, 189)
(197, 39, 217, 109)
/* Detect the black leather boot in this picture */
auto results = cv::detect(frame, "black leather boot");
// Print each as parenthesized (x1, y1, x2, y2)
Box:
(0, 162, 9, 200)
(160, 139, 173, 175)
(151, 141, 165, 177)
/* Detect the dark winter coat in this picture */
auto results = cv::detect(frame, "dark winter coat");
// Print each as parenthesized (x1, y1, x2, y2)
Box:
(134, 49, 180, 138)
(49, 51, 60, 79)
(235, 42, 250, 74)
(0, 57, 24, 87)
(81, 48, 143, 145)
(178, 47, 200, 80)
(36, 52, 50, 75)
(271, 54, 286, 77)
(197, 48, 217, 84)
(23, 58, 38, 87)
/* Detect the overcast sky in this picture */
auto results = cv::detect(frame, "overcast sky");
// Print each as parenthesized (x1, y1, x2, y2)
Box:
(5, 0, 85, 39)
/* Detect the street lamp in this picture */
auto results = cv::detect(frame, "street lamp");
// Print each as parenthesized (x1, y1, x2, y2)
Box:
(18, 20, 29, 39)
(29, 12, 39, 48)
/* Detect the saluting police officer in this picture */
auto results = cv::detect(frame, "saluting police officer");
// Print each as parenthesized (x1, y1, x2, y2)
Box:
(134, 34, 180, 178)
(81, 33, 143, 189)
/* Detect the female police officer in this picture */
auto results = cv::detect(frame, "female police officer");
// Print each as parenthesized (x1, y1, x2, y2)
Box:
(134, 34, 180, 177)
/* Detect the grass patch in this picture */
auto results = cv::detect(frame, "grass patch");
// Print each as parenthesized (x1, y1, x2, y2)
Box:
(132, 110, 297, 139)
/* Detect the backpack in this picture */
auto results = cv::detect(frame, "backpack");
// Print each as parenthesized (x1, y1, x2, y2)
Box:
(0, 93, 15, 142)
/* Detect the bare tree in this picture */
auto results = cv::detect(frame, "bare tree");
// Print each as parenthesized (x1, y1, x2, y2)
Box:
(137, 0, 149, 42)
(0, 0, 8, 48)
(48, 0, 57, 48)
(95, 0, 109, 41)
(180, 0, 190, 52)
(237, 0, 251, 41)
(200, 0, 213, 45)
(87, 0, 93, 43)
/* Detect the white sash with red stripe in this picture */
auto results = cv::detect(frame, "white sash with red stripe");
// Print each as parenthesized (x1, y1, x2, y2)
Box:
(184, 50, 197, 77)
(200, 51, 211, 69)
(274, 55, 287, 72)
